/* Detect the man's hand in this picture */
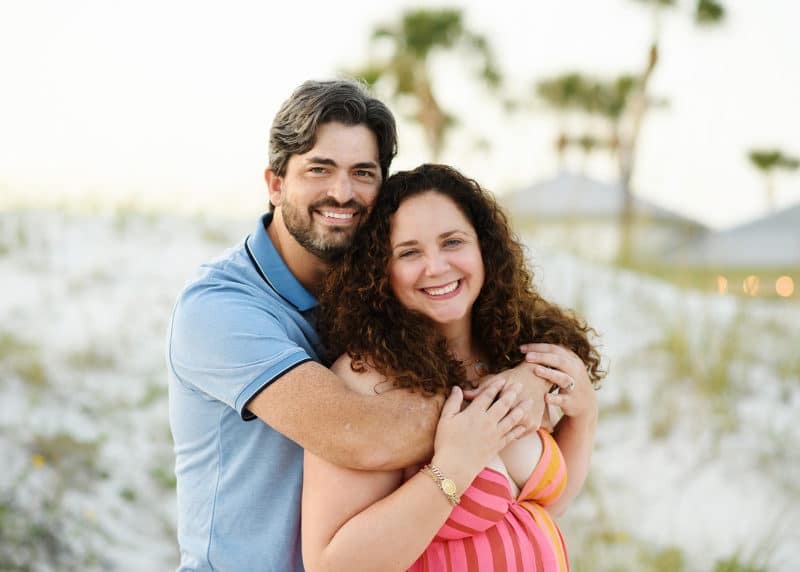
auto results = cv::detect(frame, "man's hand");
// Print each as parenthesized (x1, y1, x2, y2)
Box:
(521, 343, 597, 421)
(462, 361, 550, 435)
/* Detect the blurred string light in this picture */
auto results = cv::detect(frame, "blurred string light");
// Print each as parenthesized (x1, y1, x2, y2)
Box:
(716, 275, 728, 295)
(776, 276, 795, 297)
(743, 275, 760, 296)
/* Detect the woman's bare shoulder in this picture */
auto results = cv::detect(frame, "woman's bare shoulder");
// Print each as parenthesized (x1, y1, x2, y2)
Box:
(330, 354, 393, 396)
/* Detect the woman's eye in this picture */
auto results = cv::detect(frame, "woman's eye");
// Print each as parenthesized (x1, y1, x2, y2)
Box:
(443, 239, 463, 247)
(398, 249, 418, 258)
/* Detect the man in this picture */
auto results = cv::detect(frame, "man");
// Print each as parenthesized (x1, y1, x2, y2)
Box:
(167, 80, 566, 571)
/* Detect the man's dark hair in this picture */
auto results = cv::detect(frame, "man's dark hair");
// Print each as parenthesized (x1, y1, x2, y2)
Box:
(269, 79, 397, 182)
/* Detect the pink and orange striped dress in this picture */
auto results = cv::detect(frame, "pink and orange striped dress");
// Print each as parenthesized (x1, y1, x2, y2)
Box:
(408, 429, 569, 572)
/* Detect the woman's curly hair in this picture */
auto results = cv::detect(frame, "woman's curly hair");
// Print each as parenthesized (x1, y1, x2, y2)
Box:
(317, 164, 604, 395)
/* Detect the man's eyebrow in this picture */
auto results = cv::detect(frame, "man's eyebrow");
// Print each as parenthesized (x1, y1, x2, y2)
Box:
(304, 157, 337, 166)
(303, 157, 379, 170)
(352, 161, 379, 170)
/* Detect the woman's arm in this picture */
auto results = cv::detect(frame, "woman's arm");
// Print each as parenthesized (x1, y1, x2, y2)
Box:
(521, 343, 598, 516)
(546, 407, 596, 515)
(302, 358, 531, 572)
(302, 451, 454, 572)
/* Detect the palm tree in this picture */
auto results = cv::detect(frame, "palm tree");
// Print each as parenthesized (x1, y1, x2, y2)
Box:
(575, 134, 601, 174)
(747, 149, 800, 210)
(536, 73, 636, 176)
(535, 0, 725, 262)
(351, 8, 501, 160)
(614, 0, 726, 262)
(536, 73, 592, 168)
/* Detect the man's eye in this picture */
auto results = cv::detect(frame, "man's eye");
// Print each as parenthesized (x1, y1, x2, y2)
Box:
(309, 167, 326, 174)
(354, 170, 375, 178)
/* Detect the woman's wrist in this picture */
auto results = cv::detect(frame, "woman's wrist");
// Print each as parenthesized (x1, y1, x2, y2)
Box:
(561, 405, 598, 431)
(419, 464, 461, 505)
(429, 454, 478, 494)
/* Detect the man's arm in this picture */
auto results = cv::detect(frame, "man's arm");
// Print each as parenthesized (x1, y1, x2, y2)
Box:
(247, 361, 442, 471)
(169, 287, 441, 472)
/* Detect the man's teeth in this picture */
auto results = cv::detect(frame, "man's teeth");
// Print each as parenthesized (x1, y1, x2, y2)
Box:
(321, 211, 354, 220)
(423, 281, 459, 296)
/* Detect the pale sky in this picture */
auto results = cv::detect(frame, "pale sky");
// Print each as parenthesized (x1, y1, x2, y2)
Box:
(1, 0, 798, 229)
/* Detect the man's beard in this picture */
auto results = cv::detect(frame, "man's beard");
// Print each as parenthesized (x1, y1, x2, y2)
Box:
(282, 197, 367, 262)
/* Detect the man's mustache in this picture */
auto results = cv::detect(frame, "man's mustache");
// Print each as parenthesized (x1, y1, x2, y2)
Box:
(309, 199, 367, 215)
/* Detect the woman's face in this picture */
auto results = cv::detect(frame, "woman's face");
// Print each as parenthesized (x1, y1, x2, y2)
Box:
(387, 191, 485, 335)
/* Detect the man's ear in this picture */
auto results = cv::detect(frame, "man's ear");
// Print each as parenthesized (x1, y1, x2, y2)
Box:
(264, 168, 284, 207)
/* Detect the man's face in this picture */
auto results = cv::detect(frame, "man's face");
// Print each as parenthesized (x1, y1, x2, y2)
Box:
(271, 122, 381, 261)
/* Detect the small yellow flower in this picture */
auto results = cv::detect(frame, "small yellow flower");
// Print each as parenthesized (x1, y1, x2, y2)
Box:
(84, 510, 96, 522)
(31, 454, 46, 468)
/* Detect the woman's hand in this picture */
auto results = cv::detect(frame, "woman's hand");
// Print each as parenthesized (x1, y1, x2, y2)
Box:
(463, 362, 551, 433)
(521, 343, 597, 421)
(431, 379, 531, 493)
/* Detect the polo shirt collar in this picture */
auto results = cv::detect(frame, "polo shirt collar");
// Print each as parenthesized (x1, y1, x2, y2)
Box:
(246, 213, 317, 312)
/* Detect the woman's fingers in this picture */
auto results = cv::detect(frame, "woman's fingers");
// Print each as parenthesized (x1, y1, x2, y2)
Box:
(520, 342, 571, 357)
(496, 400, 532, 435)
(467, 377, 508, 412)
(522, 343, 582, 373)
(440, 386, 464, 418)
(461, 373, 503, 400)
(484, 381, 522, 420)
(524, 350, 570, 374)
(533, 365, 574, 391)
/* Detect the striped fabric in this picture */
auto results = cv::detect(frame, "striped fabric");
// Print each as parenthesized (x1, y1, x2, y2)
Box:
(408, 429, 569, 572)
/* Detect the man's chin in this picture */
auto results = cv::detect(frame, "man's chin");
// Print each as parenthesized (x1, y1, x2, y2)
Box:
(308, 233, 356, 261)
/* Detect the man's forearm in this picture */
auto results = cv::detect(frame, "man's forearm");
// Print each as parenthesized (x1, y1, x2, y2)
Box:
(248, 361, 439, 470)
(347, 390, 441, 470)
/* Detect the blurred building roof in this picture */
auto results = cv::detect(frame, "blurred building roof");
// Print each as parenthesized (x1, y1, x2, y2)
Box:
(672, 203, 800, 267)
(503, 171, 706, 228)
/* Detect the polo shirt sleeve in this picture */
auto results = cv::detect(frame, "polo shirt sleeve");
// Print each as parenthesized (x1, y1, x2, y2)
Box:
(167, 282, 311, 420)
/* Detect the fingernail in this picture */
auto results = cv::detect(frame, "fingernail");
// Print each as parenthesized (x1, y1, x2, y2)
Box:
(522, 399, 533, 408)
(535, 365, 545, 374)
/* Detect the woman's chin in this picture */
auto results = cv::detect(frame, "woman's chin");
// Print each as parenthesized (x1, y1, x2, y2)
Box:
(428, 312, 471, 333)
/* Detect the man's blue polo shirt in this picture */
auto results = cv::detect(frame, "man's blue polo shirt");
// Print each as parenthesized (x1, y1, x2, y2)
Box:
(167, 213, 318, 572)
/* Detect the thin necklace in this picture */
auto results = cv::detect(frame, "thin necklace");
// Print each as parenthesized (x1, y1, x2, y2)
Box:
(463, 358, 488, 376)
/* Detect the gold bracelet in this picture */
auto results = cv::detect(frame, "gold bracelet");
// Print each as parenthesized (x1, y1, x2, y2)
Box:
(420, 464, 460, 506)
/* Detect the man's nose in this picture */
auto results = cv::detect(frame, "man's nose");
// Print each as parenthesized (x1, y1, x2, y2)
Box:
(327, 172, 354, 203)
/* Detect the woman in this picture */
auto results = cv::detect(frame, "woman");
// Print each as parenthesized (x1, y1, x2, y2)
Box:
(303, 164, 604, 571)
